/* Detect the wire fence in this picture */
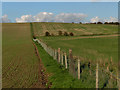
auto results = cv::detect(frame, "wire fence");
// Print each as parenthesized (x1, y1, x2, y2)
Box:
(33, 38, 120, 88)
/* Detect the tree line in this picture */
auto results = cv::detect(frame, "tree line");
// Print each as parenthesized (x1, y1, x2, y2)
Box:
(45, 31, 74, 36)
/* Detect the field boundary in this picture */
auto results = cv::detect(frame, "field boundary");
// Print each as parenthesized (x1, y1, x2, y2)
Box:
(60, 34, 119, 40)
(33, 38, 120, 88)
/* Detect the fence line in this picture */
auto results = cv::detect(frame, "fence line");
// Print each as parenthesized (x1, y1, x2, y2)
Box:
(33, 38, 119, 88)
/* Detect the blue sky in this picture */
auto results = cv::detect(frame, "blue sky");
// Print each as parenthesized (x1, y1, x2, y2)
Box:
(2, 2, 118, 23)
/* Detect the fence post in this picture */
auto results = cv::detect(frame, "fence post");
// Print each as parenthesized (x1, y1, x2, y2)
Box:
(78, 58, 80, 79)
(58, 48, 60, 63)
(61, 52, 63, 65)
(117, 71, 120, 90)
(96, 63, 98, 89)
(64, 53, 67, 69)
(69, 49, 76, 77)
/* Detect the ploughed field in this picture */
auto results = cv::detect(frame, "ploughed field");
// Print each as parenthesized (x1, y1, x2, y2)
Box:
(2, 23, 42, 88)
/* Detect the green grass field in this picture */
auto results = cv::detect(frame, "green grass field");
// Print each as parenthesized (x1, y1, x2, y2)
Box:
(2, 23, 40, 88)
(32, 22, 118, 36)
(39, 36, 118, 63)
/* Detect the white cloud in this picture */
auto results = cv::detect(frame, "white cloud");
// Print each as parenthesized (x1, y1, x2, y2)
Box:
(16, 15, 33, 23)
(55, 13, 87, 23)
(90, 16, 101, 23)
(90, 16, 118, 23)
(104, 17, 118, 22)
(1, 14, 11, 23)
(16, 12, 87, 23)
(33, 12, 54, 22)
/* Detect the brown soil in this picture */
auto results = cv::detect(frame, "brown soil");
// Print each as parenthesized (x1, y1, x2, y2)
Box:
(32, 42, 52, 88)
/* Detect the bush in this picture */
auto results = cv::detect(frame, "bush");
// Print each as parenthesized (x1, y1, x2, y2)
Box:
(79, 22, 82, 24)
(58, 31, 62, 36)
(45, 31, 50, 36)
(64, 32, 69, 36)
(69, 32, 74, 36)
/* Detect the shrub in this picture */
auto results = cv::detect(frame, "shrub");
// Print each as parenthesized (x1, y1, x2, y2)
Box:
(69, 32, 74, 36)
(58, 31, 62, 36)
(79, 22, 82, 24)
(45, 31, 50, 36)
(64, 32, 69, 36)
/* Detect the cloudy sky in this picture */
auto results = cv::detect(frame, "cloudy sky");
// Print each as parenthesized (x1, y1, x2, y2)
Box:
(1, 2, 118, 23)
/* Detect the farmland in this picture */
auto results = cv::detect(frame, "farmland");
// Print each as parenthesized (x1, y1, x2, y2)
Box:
(32, 22, 118, 63)
(32, 22, 118, 36)
(39, 36, 118, 63)
(2, 23, 48, 88)
(2, 22, 119, 88)
(32, 22, 118, 88)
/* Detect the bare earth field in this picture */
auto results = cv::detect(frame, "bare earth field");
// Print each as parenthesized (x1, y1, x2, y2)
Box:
(2, 23, 48, 88)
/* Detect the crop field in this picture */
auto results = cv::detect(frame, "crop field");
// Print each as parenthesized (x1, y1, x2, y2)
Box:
(2, 23, 46, 88)
(32, 22, 118, 36)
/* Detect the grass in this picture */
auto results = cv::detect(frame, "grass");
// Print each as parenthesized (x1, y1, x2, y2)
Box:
(35, 41, 97, 88)
(2, 23, 39, 88)
(39, 36, 118, 63)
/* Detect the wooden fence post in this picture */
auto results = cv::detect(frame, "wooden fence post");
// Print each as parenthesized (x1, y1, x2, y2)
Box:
(69, 49, 72, 73)
(69, 49, 76, 77)
(53, 49, 55, 60)
(78, 58, 80, 79)
(96, 63, 98, 89)
(117, 71, 120, 90)
(61, 52, 63, 65)
(55, 49, 57, 60)
(58, 48, 60, 63)
(64, 53, 67, 69)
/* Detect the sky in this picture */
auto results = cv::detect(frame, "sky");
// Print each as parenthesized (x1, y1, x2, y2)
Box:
(1, 2, 119, 23)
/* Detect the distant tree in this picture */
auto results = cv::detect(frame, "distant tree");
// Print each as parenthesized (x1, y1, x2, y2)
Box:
(108, 22, 114, 24)
(104, 22, 109, 24)
(97, 22, 103, 24)
(64, 32, 69, 36)
(69, 32, 74, 36)
(79, 22, 82, 24)
(45, 31, 50, 36)
(58, 31, 62, 36)
(114, 22, 119, 25)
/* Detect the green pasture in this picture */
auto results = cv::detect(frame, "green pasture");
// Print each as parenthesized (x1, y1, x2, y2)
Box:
(39, 36, 118, 63)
